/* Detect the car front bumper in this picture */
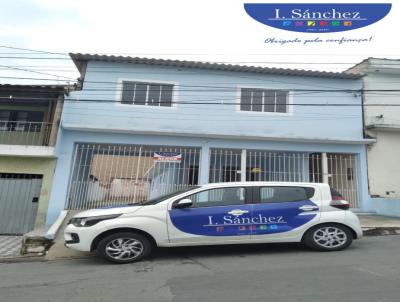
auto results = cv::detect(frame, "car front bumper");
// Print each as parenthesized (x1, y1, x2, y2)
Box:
(64, 224, 103, 252)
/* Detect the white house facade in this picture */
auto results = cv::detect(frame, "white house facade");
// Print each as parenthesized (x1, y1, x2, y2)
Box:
(348, 58, 400, 216)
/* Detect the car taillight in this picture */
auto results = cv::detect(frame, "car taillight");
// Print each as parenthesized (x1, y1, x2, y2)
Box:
(330, 199, 350, 210)
(332, 195, 343, 201)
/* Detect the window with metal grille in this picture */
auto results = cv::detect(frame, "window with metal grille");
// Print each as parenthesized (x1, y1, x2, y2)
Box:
(0, 110, 44, 131)
(240, 88, 289, 113)
(121, 81, 174, 107)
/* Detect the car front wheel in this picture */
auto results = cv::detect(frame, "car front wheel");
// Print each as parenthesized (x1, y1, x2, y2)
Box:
(97, 232, 153, 264)
(303, 224, 353, 251)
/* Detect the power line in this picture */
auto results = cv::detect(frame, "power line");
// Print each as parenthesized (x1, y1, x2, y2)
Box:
(61, 110, 360, 122)
(0, 45, 399, 57)
(0, 61, 363, 91)
(0, 75, 356, 91)
(64, 104, 360, 117)
(0, 45, 68, 56)
(2, 56, 400, 66)
(2, 86, 400, 97)
(0, 64, 75, 80)
(65, 106, 360, 118)
(1, 96, 398, 106)
(0, 66, 360, 72)
(3, 84, 400, 93)
(0, 56, 70, 60)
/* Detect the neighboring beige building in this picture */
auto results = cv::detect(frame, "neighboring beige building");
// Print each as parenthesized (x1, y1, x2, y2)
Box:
(348, 58, 400, 199)
(0, 84, 68, 234)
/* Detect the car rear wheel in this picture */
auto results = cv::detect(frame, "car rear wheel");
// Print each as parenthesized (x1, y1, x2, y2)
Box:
(97, 232, 153, 264)
(303, 224, 353, 251)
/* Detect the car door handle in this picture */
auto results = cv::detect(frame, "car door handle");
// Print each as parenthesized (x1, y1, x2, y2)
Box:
(299, 205, 319, 211)
(228, 209, 249, 216)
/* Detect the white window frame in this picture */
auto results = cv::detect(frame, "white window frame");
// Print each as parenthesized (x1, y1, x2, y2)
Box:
(115, 78, 179, 110)
(236, 86, 293, 116)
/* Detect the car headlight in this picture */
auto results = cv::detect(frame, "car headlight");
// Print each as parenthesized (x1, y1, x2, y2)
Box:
(68, 214, 122, 227)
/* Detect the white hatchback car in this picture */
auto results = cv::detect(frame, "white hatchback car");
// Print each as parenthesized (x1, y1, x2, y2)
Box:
(65, 182, 362, 264)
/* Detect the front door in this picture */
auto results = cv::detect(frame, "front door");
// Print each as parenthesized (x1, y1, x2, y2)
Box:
(167, 186, 252, 244)
(250, 186, 320, 241)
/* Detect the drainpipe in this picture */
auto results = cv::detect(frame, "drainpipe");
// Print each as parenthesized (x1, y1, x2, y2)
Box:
(48, 94, 64, 146)
(360, 80, 371, 196)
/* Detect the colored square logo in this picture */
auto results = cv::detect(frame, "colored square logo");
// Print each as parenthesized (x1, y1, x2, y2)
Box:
(294, 21, 304, 26)
(270, 224, 278, 230)
(259, 225, 268, 230)
(282, 20, 292, 26)
(307, 21, 316, 27)
(319, 21, 328, 26)
(249, 225, 257, 231)
(332, 21, 340, 26)
(216, 227, 224, 232)
(238, 226, 246, 231)
(343, 21, 352, 26)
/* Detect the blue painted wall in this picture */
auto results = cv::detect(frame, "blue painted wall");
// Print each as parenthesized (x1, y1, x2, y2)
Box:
(45, 61, 371, 223)
(46, 130, 369, 223)
(63, 61, 364, 141)
(364, 198, 400, 217)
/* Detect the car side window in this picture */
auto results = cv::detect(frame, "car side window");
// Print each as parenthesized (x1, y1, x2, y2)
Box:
(184, 187, 246, 208)
(259, 186, 315, 203)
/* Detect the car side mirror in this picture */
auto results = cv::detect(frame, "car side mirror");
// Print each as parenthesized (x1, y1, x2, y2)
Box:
(173, 198, 193, 209)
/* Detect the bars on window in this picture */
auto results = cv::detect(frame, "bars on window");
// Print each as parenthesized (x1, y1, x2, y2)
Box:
(240, 88, 288, 113)
(121, 81, 173, 107)
(66, 143, 200, 209)
(209, 148, 360, 208)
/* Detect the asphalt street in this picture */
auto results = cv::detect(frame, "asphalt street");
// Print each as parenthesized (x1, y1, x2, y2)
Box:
(0, 236, 399, 302)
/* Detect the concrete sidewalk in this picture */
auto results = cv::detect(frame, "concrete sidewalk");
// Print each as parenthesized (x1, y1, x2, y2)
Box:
(0, 236, 22, 258)
(45, 210, 90, 260)
(359, 215, 400, 236)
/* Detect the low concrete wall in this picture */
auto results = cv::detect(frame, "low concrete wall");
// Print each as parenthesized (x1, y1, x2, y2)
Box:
(367, 198, 400, 217)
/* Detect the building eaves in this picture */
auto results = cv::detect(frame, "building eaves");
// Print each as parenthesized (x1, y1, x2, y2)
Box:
(62, 123, 376, 145)
(346, 57, 400, 74)
(366, 124, 400, 131)
(0, 84, 73, 94)
(70, 53, 363, 80)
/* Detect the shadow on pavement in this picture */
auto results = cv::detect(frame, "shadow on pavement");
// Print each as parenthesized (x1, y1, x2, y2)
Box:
(55, 240, 366, 266)
(66, 242, 313, 265)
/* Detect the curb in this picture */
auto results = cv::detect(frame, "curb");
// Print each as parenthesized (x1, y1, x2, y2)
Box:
(1, 227, 399, 263)
(362, 227, 400, 236)
(0, 254, 47, 264)
(45, 210, 68, 240)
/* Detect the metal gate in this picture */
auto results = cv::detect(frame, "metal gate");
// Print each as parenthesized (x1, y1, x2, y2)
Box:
(209, 149, 360, 208)
(0, 173, 42, 235)
(66, 143, 200, 209)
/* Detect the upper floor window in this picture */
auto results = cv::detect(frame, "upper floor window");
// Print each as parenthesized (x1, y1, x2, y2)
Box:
(240, 88, 289, 113)
(121, 81, 174, 107)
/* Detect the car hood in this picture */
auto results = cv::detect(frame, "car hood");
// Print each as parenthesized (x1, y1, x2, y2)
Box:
(72, 204, 144, 218)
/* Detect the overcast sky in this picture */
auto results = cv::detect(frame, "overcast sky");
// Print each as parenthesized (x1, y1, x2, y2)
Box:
(0, 0, 399, 84)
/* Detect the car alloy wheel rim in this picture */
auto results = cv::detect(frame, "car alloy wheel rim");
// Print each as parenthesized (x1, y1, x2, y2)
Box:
(105, 238, 144, 260)
(313, 226, 347, 248)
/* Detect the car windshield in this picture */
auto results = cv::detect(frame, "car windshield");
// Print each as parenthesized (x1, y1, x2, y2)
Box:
(133, 186, 200, 206)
